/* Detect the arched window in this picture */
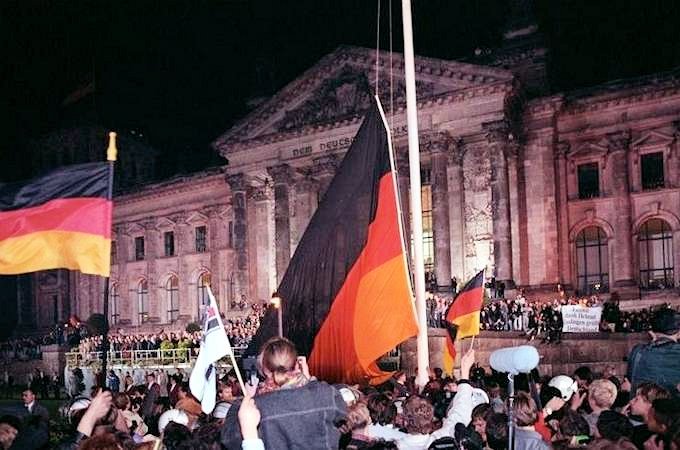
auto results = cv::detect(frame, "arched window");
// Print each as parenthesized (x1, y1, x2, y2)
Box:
(197, 272, 211, 318)
(167, 276, 180, 323)
(638, 219, 674, 290)
(110, 284, 120, 325)
(138, 280, 149, 324)
(575, 226, 609, 294)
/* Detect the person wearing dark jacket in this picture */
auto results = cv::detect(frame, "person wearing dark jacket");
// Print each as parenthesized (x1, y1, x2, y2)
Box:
(222, 380, 347, 450)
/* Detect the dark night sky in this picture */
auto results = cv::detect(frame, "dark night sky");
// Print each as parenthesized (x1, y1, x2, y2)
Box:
(2, 0, 680, 181)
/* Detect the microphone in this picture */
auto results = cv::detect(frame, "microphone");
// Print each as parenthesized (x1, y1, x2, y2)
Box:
(489, 345, 540, 375)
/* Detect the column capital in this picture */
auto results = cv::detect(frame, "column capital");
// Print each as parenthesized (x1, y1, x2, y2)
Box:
(555, 141, 570, 160)
(483, 120, 511, 144)
(423, 131, 454, 156)
(225, 173, 249, 192)
(310, 154, 340, 178)
(505, 141, 520, 160)
(266, 164, 296, 185)
(447, 138, 466, 166)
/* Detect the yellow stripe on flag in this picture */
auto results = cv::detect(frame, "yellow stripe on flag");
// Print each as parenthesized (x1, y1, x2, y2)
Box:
(452, 311, 481, 339)
(0, 230, 111, 276)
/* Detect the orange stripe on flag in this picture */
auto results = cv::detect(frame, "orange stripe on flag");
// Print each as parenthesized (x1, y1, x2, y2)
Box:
(0, 230, 111, 276)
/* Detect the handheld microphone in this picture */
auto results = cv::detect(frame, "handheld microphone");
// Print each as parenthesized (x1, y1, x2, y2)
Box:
(489, 345, 540, 375)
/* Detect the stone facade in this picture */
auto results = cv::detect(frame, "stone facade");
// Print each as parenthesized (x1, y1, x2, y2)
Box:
(27, 43, 680, 330)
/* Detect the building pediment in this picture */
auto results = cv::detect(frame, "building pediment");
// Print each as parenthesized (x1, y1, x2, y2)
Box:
(568, 139, 609, 160)
(213, 46, 513, 154)
(632, 130, 675, 149)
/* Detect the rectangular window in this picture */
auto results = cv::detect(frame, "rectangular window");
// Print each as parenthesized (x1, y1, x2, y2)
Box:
(134, 236, 145, 261)
(164, 231, 175, 257)
(641, 152, 664, 190)
(577, 163, 599, 199)
(111, 241, 117, 265)
(228, 221, 234, 248)
(409, 169, 435, 283)
(195, 226, 207, 253)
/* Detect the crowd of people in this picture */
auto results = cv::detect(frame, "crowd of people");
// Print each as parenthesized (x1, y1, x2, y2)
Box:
(72, 305, 266, 358)
(427, 291, 678, 343)
(0, 335, 677, 449)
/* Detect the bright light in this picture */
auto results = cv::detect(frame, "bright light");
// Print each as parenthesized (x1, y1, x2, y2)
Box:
(271, 292, 281, 308)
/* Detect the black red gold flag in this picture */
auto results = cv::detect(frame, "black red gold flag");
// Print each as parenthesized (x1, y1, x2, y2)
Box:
(0, 162, 112, 276)
(442, 270, 485, 374)
(250, 99, 418, 384)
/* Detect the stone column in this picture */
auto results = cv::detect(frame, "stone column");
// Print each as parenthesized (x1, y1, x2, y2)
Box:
(250, 186, 276, 304)
(428, 132, 452, 290)
(447, 139, 466, 281)
(484, 121, 514, 287)
(396, 150, 411, 252)
(311, 154, 339, 201)
(141, 218, 159, 322)
(267, 164, 295, 284)
(608, 131, 635, 287)
(554, 142, 572, 287)
(506, 141, 522, 286)
(291, 175, 318, 254)
(226, 174, 251, 300)
(205, 206, 223, 306)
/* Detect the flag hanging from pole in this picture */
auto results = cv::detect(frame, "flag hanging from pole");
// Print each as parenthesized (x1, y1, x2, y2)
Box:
(442, 270, 485, 374)
(0, 162, 113, 277)
(249, 98, 418, 384)
(190, 285, 233, 414)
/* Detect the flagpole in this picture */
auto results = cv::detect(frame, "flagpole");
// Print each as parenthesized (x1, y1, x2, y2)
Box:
(101, 132, 117, 385)
(401, 0, 429, 390)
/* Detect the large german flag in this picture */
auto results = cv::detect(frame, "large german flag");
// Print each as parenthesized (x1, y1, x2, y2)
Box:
(442, 270, 484, 374)
(0, 162, 112, 276)
(250, 99, 418, 384)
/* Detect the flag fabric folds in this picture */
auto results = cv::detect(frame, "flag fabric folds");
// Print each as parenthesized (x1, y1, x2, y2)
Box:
(249, 99, 418, 384)
(442, 270, 485, 374)
(190, 285, 233, 414)
(0, 162, 112, 277)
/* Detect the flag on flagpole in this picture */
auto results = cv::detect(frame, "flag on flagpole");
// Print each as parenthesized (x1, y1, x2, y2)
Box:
(189, 285, 233, 414)
(442, 270, 485, 375)
(249, 98, 418, 384)
(0, 162, 113, 276)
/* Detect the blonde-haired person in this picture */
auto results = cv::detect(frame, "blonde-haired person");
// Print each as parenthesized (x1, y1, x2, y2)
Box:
(583, 379, 618, 436)
(255, 337, 312, 395)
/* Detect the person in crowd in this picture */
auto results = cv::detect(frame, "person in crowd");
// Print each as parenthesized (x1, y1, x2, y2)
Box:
(339, 402, 376, 449)
(513, 392, 551, 450)
(175, 382, 202, 426)
(588, 410, 636, 450)
(644, 399, 680, 450)
(625, 382, 671, 448)
(485, 413, 509, 450)
(255, 337, 312, 395)
(470, 403, 494, 448)
(168, 373, 181, 407)
(581, 379, 618, 436)
(141, 373, 160, 419)
(21, 388, 49, 424)
(552, 410, 591, 449)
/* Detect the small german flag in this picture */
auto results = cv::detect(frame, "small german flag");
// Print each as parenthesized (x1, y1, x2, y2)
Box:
(442, 270, 485, 374)
(0, 162, 112, 277)
(249, 99, 418, 384)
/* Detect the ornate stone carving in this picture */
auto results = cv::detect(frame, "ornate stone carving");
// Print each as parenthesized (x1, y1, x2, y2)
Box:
(249, 185, 273, 202)
(555, 141, 570, 160)
(267, 164, 296, 185)
(275, 66, 436, 131)
(463, 147, 491, 192)
(310, 154, 340, 178)
(447, 138, 465, 166)
(225, 173, 248, 192)
(483, 120, 511, 144)
(422, 131, 453, 156)
(606, 130, 631, 153)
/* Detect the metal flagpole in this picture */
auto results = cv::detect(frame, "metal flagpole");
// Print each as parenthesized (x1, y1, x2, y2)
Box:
(101, 132, 117, 386)
(401, 0, 429, 390)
